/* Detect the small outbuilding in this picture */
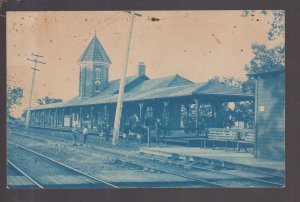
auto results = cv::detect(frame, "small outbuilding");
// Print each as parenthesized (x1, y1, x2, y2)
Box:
(253, 69, 285, 161)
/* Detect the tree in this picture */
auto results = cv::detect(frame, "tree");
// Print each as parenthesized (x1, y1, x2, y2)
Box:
(241, 10, 285, 41)
(36, 96, 63, 105)
(208, 76, 242, 87)
(245, 44, 285, 74)
(7, 86, 24, 116)
(268, 10, 285, 41)
(242, 10, 285, 75)
(241, 10, 285, 97)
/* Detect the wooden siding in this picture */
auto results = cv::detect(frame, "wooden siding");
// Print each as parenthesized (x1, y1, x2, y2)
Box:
(256, 71, 285, 161)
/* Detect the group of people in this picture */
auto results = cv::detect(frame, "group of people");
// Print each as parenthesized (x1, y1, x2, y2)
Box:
(96, 123, 111, 145)
(71, 122, 111, 146)
(70, 116, 163, 146)
(71, 124, 89, 146)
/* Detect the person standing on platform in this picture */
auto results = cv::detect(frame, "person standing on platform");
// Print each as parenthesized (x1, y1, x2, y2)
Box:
(235, 131, 248, 152)
(82, 124, 89, 145)
(97, 123, 104, 146)
(103, 122, 110, 142)
(71, 124, 79, 146)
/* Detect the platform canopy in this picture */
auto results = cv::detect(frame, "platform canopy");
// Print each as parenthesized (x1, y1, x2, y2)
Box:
(31, 74, 254, 111)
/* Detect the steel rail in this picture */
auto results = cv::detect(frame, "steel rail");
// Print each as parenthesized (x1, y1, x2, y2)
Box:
(8, 140, 119, 188)
(9, 132, 224, 188)
(10, 129, 284, 187)
(7, 160, 44, 189)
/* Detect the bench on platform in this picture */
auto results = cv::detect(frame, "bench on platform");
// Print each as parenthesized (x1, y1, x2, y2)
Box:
(162, 128, 254, 152)
(204, 128, 255, 151)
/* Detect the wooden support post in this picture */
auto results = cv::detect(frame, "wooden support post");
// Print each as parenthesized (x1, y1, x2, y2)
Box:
(48, 110, 51, 125)
(31, 111, 34, 125)
(80, 107, 83, 129)
(121, 105, 125, 132)
(37, 111, 40, 125)
(62, 108, 65, 127)
(52, 111, 55, 125)
(55, 108, 58, 127)
(163, 101, 169, 125)
(214, 102, 223, 128)
(35, 111, 37, 124)
(183, 103, 191, 134)
(194, 98, 199, 135)
(48, 111, 50, 125)
(104, 105, 108, 122)
(43, 110, 46, 125)
(95, 110, 98, 127)
(90, 106, 94, 129)
(138, 103, 144, 121)
(30, 111, 33, 125)
(69, 108, 73, 128)
(52, 111, 54, 125)
(39, 111, 42, 125)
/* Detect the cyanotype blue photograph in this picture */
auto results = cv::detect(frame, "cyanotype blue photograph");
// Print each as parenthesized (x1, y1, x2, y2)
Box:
(7, 10, 285, 188)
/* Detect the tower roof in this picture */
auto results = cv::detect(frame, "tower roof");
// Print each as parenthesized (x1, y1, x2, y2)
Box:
(78, 34, 111, 64)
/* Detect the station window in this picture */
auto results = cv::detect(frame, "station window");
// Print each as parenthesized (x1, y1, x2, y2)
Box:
(95, 68, 101, 79)
(95, 80, 100, 92)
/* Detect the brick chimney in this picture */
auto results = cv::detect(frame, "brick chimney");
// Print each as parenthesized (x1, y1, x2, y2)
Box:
(137, 62, 146, 77)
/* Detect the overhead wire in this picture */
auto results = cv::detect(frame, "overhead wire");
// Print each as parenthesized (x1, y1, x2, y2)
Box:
(53, 12, 124, 59)
(58, 12, 123, 51)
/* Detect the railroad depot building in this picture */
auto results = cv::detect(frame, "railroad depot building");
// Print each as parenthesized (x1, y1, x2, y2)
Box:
(27, 35, 286, 162)
(28, 34, 253, 134)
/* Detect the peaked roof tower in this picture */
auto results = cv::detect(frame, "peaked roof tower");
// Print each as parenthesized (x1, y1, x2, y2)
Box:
(78, 34, 111, 64)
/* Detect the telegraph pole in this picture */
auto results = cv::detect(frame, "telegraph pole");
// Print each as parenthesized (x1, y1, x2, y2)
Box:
(112, 11, 141, 145)
(25, 53, 46, 128)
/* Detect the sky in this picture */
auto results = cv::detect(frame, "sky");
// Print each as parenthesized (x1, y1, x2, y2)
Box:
(7, 11, 280, 117)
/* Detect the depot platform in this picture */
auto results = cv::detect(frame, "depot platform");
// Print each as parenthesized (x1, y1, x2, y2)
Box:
(140, 146, 285, 178)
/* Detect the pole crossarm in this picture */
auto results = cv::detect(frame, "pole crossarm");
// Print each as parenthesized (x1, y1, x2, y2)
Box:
(31, 68, 40, 71)
(124, 11, 142, 17)
(27, 58, 46, 64)
(31, 53, 44, 58)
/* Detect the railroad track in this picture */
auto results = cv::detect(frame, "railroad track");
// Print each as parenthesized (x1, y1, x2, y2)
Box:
(7, 141, 118, 189)
(9, 128, 284, 187)
(8, 132, 225, 188)
(7, 160, 43, 188)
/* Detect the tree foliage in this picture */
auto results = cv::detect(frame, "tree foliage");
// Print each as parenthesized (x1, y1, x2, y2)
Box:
(242, 10, 285, 75)
(245, 44, 285, 74)
(268, 10, 285, 41)
(241, 10, 285, 41)
(7, 86, 24, 116)
(208, 76, 242, 87)
(36, 96, 63, 105)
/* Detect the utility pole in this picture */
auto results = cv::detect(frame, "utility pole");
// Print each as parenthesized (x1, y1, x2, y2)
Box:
(112, 11, 142, 145)
(25, 53, 46, 128)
